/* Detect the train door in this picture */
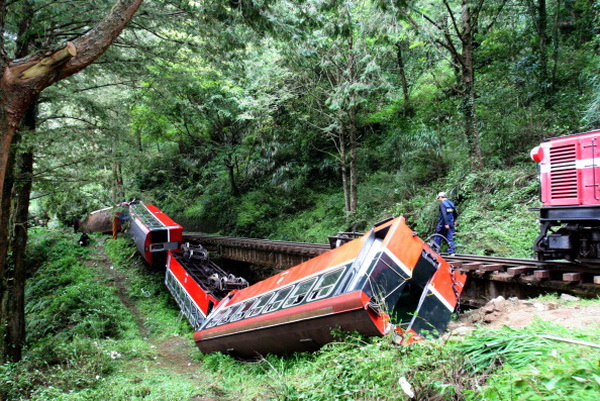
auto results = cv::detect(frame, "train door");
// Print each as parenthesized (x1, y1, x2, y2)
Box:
(579, 135, 600, 205)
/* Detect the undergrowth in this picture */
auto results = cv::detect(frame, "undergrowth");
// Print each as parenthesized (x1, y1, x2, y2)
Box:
(2, 229, 599, 400)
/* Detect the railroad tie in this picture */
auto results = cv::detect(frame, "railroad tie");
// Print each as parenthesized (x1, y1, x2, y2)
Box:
(506, 266, 531, 276)
(533, 269, 551, 280)
(563, 272, 583, 282)
(476, 264, 504, 273)
(459, 262, 483, 272)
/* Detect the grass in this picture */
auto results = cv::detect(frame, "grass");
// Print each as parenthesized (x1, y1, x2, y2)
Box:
(2, 229, 599, 400)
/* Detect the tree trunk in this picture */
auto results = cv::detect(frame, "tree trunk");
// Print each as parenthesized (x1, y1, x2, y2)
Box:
(0, 119, 16, 363)
(226, 156, 239, 197)
(0, 0, 144, 363)
(338, 117, 351, 213)
(395, 40, 412, 115)
(348, 105, 358, 213)
(460, 1, 484, 170)
(4, 102, 35, 362)
(347, 34, 358, 214)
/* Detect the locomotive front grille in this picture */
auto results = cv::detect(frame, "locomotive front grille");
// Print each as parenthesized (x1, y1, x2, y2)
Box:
(549, 144, 577, 200)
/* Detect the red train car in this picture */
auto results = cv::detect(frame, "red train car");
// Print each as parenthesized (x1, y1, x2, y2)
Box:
(165, 248, 248, 330)
(531, 129, 600, 261)
(193, 217, 466, 357)
(129, 202, 183, 268)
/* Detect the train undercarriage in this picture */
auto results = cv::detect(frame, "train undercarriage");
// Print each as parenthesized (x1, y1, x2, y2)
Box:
(533, 206, 600, 263)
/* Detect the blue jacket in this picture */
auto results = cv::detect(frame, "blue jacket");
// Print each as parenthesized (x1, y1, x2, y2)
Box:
(439, 199, 458, 227)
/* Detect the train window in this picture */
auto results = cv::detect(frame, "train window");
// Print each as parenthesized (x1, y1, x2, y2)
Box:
(218, 304, 242, 325)
(150, 243, 165, 251)
(283, 277, 318, 308)
(263, 286, 293, 313)
(206, 308, 229, 328)
(247, 293, 275, 317)
(230, 299, 257, 321)
(307, 268, 345, 301)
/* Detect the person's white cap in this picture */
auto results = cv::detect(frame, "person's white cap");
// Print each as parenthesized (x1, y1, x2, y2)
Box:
(437, 192, 447, 199)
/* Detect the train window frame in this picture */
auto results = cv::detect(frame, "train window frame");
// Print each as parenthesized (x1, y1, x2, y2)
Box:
(230, 299, 257, 321)
(213, 304, 240, 326)
(306, 267, 345, 302)
(282, 277, 318, 308)
(247, 293, 275, 317)
(206, 307, 229, 328)
(263, 286, 293, 314)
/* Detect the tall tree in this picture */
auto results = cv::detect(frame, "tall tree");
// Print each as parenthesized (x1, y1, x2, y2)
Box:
(395, 0, 507, 169)
(0, 0, 144, 363)
(276, 0, 391, 216)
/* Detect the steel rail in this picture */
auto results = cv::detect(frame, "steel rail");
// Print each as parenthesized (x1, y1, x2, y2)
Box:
(183, 233, 600, 301)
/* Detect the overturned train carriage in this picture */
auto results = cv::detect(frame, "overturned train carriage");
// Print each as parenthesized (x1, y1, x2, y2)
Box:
(129, 202, 183, 268)
(182, 217, 466, 358)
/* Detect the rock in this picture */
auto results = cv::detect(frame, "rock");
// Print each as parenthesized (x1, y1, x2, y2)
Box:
(484, 313, 498, 324)
(484, 296, 507, 313)
(453, 326, 475, 336)
(483, 303, 496, 314)
(533, 303, 548, 311)
(547, 302, 559, 310)
(560, 293, 579, 302)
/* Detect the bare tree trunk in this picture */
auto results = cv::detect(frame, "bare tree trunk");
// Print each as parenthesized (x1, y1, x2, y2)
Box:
(395, 40, 412, 115)
(526, 0, 549, 90)
(339, 120, 350, 212)
(347, 34, 358, 214)
(226, 156, 240, 197)
(460, 0, 484, 170)
(348, 106, 358, 213)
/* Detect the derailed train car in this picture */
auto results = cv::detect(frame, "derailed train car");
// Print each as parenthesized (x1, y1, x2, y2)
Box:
(129, 202, 183, 268)
(187, 216, 466, 357)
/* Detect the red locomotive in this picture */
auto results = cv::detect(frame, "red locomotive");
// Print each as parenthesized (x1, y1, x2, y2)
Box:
(193, 217, 466, 357)
(129, 202, 183, 268)
(531, 128, 600, 261)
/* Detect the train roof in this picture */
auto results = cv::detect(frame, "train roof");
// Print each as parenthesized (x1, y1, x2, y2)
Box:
(129, 202, 182, 230)
(221, 217, 397, 305)
(543, 128, 600, 144)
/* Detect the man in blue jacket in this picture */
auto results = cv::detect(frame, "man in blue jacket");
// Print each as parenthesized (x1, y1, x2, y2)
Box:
(434, 192, 458, 255)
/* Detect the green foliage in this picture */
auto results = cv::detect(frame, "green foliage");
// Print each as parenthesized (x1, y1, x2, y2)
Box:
(458, 323, 600, 401)
(104, 237, 190, 337)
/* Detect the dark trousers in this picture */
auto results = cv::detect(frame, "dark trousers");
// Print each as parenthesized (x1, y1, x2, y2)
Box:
(434, 223, 455, 254)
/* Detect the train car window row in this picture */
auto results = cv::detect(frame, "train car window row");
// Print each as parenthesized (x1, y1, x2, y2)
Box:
(204, 267, 347, 329)
(283, 277, 318, 308)
(165, 270, 204, 330)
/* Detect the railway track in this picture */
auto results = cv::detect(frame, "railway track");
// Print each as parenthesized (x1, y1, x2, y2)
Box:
(183, 233, 600, 305)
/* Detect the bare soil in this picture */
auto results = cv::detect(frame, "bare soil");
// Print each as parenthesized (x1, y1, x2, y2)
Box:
(448, 294, 600, 338)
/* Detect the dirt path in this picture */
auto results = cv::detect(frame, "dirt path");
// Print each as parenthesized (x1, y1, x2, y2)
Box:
(86, 239, 217, 399)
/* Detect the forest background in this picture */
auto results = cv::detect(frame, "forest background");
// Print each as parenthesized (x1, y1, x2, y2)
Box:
(8, 0, 597, 252)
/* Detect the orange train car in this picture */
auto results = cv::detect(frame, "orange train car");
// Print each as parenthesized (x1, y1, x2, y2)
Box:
(193, 216, 467, 357)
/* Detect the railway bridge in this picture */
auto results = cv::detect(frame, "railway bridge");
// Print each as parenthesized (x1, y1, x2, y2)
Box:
(183, 232, 600, 307)
(182, 233, 330, 269)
